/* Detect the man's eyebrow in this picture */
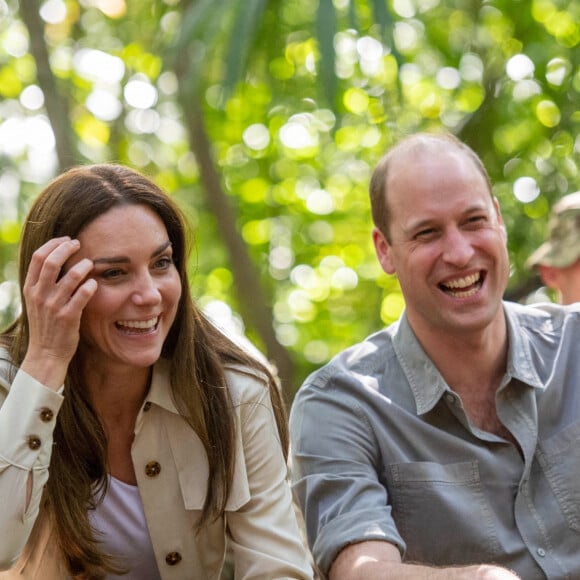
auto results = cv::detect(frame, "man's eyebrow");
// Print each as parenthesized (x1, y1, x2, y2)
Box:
(92, 241, 172, 265)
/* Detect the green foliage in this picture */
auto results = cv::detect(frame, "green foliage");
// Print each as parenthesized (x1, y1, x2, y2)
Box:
(0, 0, 578, 390)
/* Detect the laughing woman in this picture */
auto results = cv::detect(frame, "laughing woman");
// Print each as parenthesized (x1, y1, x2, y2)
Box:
(0, 165, 313, 579)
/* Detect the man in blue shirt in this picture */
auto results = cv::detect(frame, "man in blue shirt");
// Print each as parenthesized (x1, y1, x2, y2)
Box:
(290, 132, 580, 579)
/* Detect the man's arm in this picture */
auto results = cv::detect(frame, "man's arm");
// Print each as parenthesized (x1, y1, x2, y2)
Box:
(330, 541, 521, 580)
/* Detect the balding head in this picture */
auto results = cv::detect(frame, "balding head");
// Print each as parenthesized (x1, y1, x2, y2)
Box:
(369, 133, 492, 241)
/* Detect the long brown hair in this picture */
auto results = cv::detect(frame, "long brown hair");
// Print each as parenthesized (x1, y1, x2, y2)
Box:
(1, 164, 288, 578)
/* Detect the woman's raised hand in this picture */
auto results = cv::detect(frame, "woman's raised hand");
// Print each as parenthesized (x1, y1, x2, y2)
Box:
(21, 237, 97, 390)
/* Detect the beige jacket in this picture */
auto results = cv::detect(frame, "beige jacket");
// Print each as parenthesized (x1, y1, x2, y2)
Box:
(0, 353, 313, 579)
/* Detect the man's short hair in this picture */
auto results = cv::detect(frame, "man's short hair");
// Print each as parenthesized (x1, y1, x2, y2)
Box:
(526, 191, 580, 269)
(369, 132, 492, 241)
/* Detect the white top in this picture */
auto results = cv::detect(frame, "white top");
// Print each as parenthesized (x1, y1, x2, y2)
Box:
(89, 476, 161, 580)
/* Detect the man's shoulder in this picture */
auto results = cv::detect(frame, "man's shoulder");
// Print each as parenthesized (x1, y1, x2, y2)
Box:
(504, 300, 580, 333)
(298, 326, 398, 393)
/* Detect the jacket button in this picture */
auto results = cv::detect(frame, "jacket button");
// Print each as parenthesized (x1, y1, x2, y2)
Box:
(145, 461, 161, 477)
(39, 408, 54, 422)
(165, 551, 182, 566)
(143, 402, 152, 412)
(28, 436, 42, 450)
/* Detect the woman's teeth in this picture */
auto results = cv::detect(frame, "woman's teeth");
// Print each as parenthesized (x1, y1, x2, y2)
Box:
(116, 317, 158, 330)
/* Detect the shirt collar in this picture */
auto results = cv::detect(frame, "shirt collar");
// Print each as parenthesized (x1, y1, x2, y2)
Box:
(392, 302, 545, 415)
(503, 302, 545, 390)
(146, 358, 180, 415)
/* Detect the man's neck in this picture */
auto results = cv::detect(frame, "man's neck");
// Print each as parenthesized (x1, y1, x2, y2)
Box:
(411, 313, 509, 400)
(411, 314, 512, 438)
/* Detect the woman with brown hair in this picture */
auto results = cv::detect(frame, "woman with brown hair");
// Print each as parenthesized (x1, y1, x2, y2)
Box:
(0, 164, 313, 579)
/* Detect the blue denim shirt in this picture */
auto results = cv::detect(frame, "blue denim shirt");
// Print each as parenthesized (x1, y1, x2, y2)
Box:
(290, 301, 580, 578)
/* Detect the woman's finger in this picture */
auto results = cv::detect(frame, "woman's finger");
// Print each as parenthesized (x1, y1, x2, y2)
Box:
(23, 236, 71, 288)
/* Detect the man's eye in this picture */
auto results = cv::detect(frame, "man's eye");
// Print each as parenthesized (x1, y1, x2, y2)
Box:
(415, 228, 436, 239)
(466, 216, 486, 226)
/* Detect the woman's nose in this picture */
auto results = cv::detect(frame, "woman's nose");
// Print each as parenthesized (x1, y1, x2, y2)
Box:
(131, 273, 162, 305)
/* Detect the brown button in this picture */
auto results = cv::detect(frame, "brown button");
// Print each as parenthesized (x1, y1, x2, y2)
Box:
(143, 402, 152, 412)
(145, 461, 161, 477)
(39, 408, 54, 422)
(165, 551, 182, 566)
(28, 436, 41, 450)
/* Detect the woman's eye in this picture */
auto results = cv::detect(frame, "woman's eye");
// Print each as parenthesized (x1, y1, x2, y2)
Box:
(101, 268, 125, 280)
(154, 257, 172, 269)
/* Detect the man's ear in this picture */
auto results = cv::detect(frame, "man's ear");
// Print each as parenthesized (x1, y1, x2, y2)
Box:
(372, 227, 396, 275)
(537, 264, 559, 290)
(493, 197, 508, 241)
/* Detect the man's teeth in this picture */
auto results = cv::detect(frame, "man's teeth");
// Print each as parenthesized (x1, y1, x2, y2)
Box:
(443, 273, 480, 289)
(117, 317, 158, 329)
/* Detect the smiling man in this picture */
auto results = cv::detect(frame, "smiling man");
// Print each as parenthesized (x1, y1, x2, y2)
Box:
(290, 133, 580, 580)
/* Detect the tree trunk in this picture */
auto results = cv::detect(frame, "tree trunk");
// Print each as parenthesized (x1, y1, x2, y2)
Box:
(18, 0, 77, 171)
(176, 84, 296, 396)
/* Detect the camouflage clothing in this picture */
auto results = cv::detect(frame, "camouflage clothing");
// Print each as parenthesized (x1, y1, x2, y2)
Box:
(526, 191, 580, 269)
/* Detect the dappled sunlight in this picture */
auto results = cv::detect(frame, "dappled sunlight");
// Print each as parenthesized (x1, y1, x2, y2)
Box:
(513, 177, 540, 203)
(87, 88, 122, 121)
(73, 49, 125, 83)
(506, 54, 535, 81)
(546, 57, 572, 86)
(19, 85, 44, 110)
(124, 77, 158, 109)
(39, 0, 66, 24)
(380, 292, 405, 325)
(243, 124, 271, 151)
(0, 0, 578, 374)
(0, 172, 19, 217)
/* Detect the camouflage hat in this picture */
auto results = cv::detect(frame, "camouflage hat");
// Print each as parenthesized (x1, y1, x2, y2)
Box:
(526, 191, 580, 269)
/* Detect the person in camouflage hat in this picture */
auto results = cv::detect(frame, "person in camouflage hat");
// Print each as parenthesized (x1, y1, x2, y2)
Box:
(526, 190, 580, 304)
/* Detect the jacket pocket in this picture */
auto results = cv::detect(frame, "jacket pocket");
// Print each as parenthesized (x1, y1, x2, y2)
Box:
(536, 420, 580, 533)
(387, 460, 501, 565)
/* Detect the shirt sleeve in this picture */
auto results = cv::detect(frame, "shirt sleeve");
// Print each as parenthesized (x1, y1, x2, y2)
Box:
(289, 376, 405, 576)
(0, 366, 64, 569)
(225, 374, 314, 579)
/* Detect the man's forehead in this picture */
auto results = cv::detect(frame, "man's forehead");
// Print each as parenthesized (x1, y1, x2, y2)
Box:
(387, 147, 480, 187)
(390, 139, 467, 165)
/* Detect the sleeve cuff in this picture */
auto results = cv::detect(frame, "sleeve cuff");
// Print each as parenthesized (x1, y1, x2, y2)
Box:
(0, 369, 64, 469)
(313, 509, 405, 576)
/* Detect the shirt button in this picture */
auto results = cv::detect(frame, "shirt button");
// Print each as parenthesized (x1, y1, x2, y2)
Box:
(537, 548, 546, 557)
(143, 402, 152, 412)
(445, 393, 455, 404)
(39, 408, 54, 422)
(28, 436, 42, 450)
(145, 461, 161, 477)
(165, 551, 182, 566)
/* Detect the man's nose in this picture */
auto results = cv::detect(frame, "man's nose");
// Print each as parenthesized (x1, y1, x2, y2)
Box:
(441, 228, 475, 266)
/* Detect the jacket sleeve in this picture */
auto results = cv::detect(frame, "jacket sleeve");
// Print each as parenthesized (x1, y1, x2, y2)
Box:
(0, 362, 63, 570)
(225, 372, 314, 579)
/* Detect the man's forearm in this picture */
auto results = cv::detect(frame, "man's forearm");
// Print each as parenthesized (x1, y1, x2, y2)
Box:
(329, 541, 521, 580)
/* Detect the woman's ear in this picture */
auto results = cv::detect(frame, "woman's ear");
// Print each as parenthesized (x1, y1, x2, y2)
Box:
(372, 227, 396, 275)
